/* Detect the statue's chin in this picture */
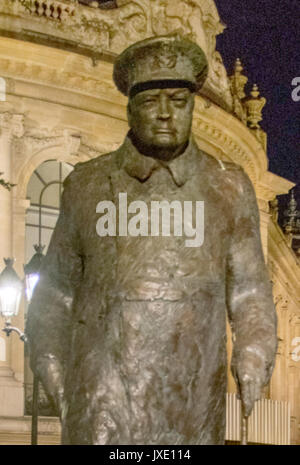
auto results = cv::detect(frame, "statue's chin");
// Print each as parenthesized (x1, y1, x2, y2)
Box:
(129, 131, 188, 161)
(145, 143, 189, 161)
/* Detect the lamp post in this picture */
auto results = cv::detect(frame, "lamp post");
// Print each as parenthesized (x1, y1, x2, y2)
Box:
(24, 244, 45, 446)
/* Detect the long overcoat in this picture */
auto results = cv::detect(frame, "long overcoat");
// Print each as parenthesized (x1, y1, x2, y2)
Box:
(26, 135, 277, 445)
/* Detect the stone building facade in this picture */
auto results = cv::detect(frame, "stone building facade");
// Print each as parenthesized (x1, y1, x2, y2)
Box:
(0, 0, 299, 444)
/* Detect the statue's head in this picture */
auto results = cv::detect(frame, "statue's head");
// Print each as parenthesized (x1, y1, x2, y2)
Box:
(113, 35, 208, 160)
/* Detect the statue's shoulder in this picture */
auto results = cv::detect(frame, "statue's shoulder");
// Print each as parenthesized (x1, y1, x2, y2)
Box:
(220, 160, 254, 192)
(63, 150, 116, 190)
(202, 151, 251, 186)
(201, 149, 243, 174)
(199, 150, 256, 206)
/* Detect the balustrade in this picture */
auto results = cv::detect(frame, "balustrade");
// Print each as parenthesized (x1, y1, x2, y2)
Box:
(29, 0, 76, 21)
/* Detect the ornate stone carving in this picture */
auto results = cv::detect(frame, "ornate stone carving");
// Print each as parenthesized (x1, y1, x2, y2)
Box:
(148, 0, 206, 46)
(15, 130, 81, 159)
(274, 294, 289, 311)
(229, 58, 248, 124)
(0, 0, 231, 108)
(289, 313, 300, 326)
(206, 50, 232, 109)
(0, 112, 24, 139)
(243, 84, 267, 151)
(230, 59, 248, 100)
(193, 116, 257, 182)
(229, 62, 267, 151)
(62, 130, 82, 156)
(81, 140, 121, 158)
(243, 84, 266, 130)
(27, 0, 77, 20)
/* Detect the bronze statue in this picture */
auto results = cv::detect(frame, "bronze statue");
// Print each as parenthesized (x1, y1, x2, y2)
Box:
(26, 35, 277, 445)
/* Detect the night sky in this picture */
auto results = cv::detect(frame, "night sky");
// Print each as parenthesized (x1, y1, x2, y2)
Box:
(214, 0, 300, 217)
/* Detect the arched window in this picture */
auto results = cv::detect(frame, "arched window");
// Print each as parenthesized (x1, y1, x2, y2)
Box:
(25, 160, 74, 263)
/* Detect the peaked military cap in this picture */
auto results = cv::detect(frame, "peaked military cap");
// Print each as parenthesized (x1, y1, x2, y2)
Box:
(113, 35, 209, 98)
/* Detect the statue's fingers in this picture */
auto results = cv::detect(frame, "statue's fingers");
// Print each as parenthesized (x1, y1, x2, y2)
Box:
(254, 380, 262, 403)
(235, 375, 241, 400)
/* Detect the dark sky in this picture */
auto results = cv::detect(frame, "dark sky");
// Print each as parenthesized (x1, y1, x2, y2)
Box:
(214, 0, 300, 214)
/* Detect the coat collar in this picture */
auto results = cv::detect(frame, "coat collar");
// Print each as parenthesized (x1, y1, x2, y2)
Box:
(115, 132, 202, 187)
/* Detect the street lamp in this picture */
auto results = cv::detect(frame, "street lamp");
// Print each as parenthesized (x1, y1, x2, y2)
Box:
(1, 166, 65, 444)
(0, 258, 23, 317)
(0, 255, 40, 444)
(0, 258, 26, 342)
(24, 245, 45, 303)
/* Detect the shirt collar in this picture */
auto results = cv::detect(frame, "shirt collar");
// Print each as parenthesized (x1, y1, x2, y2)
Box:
(116, 133, 201, 187)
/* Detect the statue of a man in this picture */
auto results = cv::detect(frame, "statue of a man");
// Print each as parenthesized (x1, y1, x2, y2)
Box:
(26, 35, 277, 445)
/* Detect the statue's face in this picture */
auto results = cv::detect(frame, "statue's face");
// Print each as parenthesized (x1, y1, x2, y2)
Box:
(127, 87, 195, 158)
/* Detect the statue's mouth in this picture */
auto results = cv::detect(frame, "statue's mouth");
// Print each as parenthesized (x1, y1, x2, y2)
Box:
(155, 129, 174, 134)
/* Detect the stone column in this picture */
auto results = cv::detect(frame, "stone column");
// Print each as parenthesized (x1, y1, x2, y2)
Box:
(289, 313, 300, 444)
(0, 112, 25, 416)
(0, 112, 24, 257)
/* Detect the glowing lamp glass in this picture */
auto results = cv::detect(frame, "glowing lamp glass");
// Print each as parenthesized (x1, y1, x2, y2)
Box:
(0, 286, 22, 318)
(25, 273, 40, 303)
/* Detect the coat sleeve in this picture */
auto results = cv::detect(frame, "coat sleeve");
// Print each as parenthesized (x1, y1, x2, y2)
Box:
(26, 167, 83, 397)
(225, 168, 277, 386)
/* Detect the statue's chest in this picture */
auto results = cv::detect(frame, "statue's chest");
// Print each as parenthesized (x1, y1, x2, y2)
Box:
(79, 167, 234, 287)
(111, 166, 232, 249)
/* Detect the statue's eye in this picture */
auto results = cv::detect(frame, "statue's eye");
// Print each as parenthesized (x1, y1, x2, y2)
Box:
(172, 97, 187, 105)
(143, 97, 157, 104)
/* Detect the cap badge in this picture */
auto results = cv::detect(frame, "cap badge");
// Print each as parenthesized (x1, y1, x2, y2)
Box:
(153, 44, 177, 70)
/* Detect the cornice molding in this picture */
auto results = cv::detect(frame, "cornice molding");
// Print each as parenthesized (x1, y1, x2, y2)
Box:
(258, 171, 295, 200)
(0, 52, 117, 103)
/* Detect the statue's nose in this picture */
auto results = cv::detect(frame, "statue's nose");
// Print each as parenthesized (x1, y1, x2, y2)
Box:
(158, 95, 171, 120)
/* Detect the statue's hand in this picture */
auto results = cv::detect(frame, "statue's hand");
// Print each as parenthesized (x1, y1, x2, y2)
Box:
(35, 355, 65, 418)
(232, 350, 267, 418)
